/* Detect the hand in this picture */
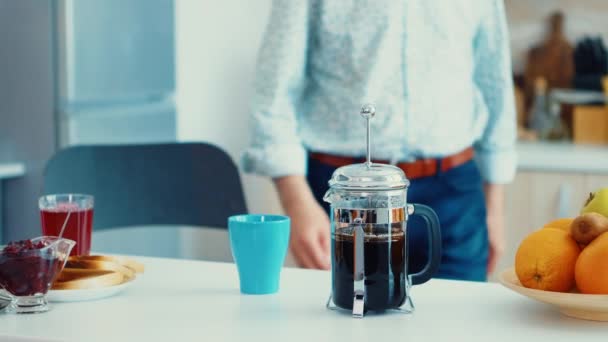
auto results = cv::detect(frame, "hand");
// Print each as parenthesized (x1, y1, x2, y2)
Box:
(484, 183, 505, 275)
(486, 210, 505, 275)
(274, 176, 331, 270)
(285, 199, 331, 269)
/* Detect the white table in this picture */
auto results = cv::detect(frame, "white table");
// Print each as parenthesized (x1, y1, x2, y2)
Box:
(0, 162, 25, 242)
(1, 257, 607, 342)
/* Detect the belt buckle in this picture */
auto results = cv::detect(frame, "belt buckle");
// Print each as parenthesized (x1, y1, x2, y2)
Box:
(423, 158, 439, 177)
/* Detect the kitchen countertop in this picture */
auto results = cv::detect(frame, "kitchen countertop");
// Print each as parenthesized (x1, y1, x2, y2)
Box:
(517, 141, 608, 174)
(0, 162, 25, 180)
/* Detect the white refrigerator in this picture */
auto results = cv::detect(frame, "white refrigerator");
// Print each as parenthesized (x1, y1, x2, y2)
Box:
(55, 0, 176, 146)
(53, 0, 179, 257)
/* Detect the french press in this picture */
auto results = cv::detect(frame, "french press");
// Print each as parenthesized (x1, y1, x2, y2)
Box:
(323, 104, 442, 318)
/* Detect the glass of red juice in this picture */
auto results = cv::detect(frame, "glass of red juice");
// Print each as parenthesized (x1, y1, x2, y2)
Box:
(39, 194, 94, 256)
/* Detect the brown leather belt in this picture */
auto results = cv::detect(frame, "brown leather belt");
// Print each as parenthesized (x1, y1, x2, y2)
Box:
(309, 147, 474, 180)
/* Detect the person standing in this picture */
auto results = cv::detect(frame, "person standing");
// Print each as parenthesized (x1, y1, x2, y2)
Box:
(243, 0, 516, 281)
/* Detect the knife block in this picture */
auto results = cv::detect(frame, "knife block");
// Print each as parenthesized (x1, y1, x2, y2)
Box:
(572, 77, 608, 145)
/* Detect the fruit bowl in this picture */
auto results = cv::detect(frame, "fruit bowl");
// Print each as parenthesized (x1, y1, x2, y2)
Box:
(0, 236, 75, 313)
(499, 267, 608, 322)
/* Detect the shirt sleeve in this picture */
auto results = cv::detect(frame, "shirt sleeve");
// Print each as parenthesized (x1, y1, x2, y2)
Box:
(241, 1, 312, 178)
(472, 0, 518, 184)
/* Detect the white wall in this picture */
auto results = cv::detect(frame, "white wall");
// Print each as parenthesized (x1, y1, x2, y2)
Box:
(175, 0, 288, 263)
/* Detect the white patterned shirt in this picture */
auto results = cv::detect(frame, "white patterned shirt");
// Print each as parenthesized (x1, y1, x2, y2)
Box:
(242, 0, 517, 183)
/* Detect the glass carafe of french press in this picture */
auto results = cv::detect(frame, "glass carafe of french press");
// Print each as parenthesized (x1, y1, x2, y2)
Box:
(324, 104, 442, 318)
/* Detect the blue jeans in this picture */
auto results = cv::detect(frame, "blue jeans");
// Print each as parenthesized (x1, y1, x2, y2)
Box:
(307, 158, 489, 281)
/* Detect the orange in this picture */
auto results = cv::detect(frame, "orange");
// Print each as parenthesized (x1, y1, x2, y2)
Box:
(542, 218, 573, 233)
(575, 232, 608, 294)
(515, 228, 580, 292)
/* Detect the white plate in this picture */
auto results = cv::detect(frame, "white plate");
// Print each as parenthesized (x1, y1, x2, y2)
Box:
(499, 267, 608, 322)
(47, 279, 134, 302)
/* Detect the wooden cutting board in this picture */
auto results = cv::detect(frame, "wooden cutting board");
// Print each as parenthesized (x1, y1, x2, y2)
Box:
(523, 12, 574, 113)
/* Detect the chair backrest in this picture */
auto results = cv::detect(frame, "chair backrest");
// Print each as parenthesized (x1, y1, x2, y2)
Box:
(43, 143, 247, 231)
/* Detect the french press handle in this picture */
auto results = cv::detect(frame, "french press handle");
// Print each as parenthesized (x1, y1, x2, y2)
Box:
(408, 204, 442, 285)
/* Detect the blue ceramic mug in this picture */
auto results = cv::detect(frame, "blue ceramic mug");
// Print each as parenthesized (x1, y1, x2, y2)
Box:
(228, 214, 290, 294)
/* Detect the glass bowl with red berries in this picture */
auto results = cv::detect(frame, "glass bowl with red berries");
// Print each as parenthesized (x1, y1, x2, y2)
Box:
(0, 236, 75, 313)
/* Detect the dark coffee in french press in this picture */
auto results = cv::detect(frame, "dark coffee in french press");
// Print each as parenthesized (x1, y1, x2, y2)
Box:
(332, 226, 407, 311)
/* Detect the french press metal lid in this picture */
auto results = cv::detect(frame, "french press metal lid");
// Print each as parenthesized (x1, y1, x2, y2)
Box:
(327, 104, 409, 191)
